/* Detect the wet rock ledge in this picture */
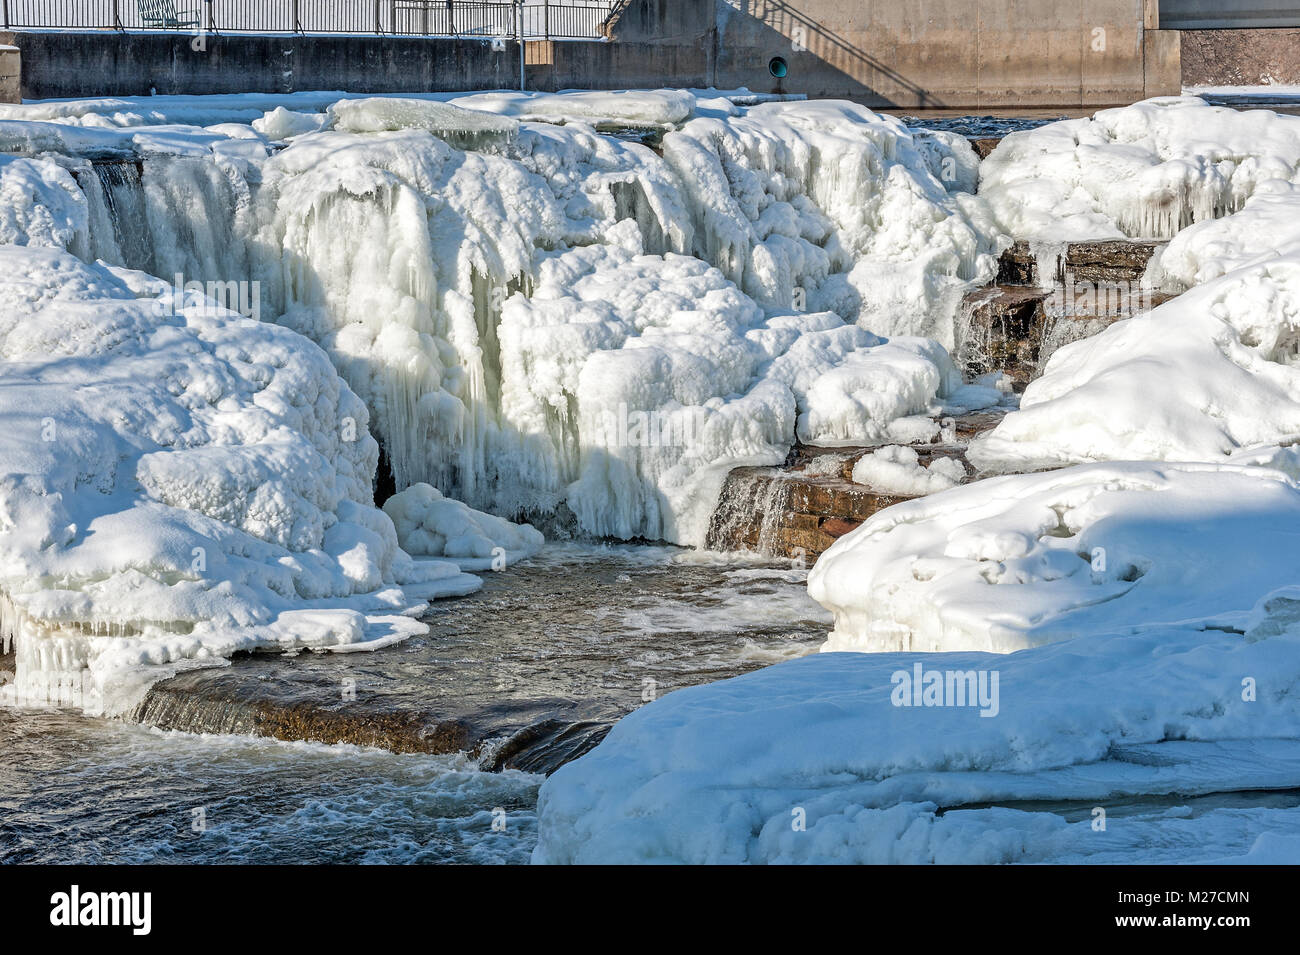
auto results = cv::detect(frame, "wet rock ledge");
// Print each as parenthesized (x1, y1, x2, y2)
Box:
(132, 667, 611, 775)
(706, 412, 1005, 561)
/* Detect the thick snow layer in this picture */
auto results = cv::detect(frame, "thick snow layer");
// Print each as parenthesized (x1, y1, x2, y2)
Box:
(850, 445, 965, 495)
(982, 96, 1300, 241)
(383, 483, 543, 570)
(533, 616, 1300, 864)
(808, 461, 1300, 653)
(969, 253, 1300, 472)
(0, 248, 481, 716)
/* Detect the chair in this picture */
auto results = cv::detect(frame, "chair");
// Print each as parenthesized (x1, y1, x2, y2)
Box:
(138, 0, 202, 30)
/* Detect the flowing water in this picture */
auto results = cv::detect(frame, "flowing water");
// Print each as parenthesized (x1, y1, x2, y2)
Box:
(2, 544, 830, 863)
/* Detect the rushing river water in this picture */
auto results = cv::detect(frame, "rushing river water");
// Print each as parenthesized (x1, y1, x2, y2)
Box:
(1, 544, 830, 864)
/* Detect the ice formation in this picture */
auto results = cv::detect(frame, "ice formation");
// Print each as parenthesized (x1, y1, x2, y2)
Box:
(808, 460, 1300, 652)
(0, 248, 484, 715)
(533, 616, 1300, 863)
(1148, 178, 1300, 290)
(0, 90, 996, 547)
(982, 96, 1300, 242)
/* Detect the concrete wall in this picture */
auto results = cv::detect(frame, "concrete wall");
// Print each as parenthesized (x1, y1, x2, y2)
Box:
(7, 31, 522, 100)
(0, 43, 18, 104)
(1181, 28, 1300, 86)
(614, 0, 1182, 108)
(7, 1, 1182, 108)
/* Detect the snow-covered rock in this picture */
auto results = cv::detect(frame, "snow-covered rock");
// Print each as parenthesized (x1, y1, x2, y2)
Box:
(850, 445, 965, 495)
(809, 461, 1300, 653)
(969, 253, 1300, 473)
(383, 483, 543, 570)
(982, 96, 1300, 242)
(0, 248, 479, 716)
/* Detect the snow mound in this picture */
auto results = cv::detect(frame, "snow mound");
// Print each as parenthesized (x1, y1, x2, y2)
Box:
(329, 97, 519, 148)
(0, 248, 479, 716)
(383, 483, 543, 570)
(534, 615, 1300, 863)
(808, 461, 1300, 653)
(252, 107, 332, 141)
(850, 445, 965, 495)
(982, 96, 1300, 241)
(0, 154, 87, 249)
(969, 254, 1300, 472)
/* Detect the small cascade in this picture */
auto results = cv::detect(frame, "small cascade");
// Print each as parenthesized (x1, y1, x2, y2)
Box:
(77, 153, 249, 285)
(957, 238, 1174, 386)
(705, 445, 980, 562)
(79, 159, 152, 271)
(705, 468, 797, 555)
(611, 178, 670, 255)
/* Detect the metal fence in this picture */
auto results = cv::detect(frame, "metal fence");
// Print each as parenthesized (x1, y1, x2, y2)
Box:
(2, 0, 616, 39)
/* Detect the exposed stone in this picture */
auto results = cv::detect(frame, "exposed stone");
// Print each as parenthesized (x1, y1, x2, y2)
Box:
(706, 432, 990, 562)
(131, 666, 613, 774)
(997, 238, 1164, 287)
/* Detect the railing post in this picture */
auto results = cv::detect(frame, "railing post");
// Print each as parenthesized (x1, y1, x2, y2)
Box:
(292, 0, 300, 33)
(206, 0, 216, 34)
(2, 0, 9, 32)
(374, 0, 382, 34)
(544, 0, 549, 40)
(112, 0, 122, 30)
(516, 0, 524, 91)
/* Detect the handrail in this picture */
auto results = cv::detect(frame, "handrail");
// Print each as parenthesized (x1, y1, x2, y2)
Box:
(4, 0, 615, 40)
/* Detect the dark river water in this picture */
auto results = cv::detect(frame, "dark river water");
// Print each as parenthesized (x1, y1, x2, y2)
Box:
(0, 544, 830, 864)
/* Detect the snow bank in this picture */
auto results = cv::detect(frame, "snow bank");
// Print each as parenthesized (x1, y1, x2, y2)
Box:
(808, 461, 1300, 653)
(447, 89, 696, 127)
(982, 96, 1300, 241)
(0, 248, 480, 716)
(969, 253, 1300, 472)
(534, 612, 1300, 863)
(383, 483, 543, 570)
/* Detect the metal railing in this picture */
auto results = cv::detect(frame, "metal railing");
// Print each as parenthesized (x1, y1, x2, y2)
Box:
(1, 0, 615, 39)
